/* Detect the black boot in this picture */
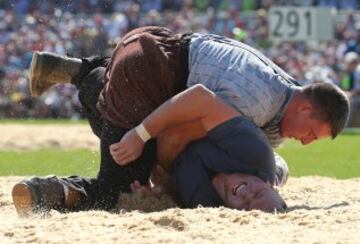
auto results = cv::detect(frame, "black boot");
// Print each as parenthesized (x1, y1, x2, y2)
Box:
(28, 51, 82, 96)
(29, 51, 110, 96)
(12, 176, 79, 217)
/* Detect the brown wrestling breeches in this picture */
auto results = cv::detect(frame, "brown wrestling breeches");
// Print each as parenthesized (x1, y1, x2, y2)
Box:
(98, 26, 191, 128)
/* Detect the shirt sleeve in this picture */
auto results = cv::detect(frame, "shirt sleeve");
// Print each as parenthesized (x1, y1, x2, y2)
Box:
(171, 145, 222, 208)
(207, 116, 276, 184)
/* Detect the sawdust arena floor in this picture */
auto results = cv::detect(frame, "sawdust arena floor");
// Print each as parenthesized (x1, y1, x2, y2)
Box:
(0, 124, 359, 243)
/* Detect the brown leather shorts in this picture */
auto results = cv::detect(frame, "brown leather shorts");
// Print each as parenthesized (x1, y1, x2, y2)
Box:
(98, 26, 190, 128)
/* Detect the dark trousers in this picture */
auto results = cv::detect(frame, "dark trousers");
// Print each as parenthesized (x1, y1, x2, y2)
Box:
(59, 26, 189, 211)
(61, 64, 156, 211)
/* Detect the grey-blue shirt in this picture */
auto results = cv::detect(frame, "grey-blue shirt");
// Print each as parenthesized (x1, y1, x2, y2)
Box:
(187, 33, 299, 147)
(172, 116, 275, 208)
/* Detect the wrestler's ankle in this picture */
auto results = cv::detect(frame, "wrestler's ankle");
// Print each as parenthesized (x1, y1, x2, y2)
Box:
(64, 186, 81, 209)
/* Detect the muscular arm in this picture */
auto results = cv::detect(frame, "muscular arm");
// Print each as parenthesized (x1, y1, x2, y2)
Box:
(142, 84, 239, 138)
(110, 84, 240, 165)
(157, 120, 206, 172)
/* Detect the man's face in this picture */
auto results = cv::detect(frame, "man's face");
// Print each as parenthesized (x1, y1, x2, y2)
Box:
(212, 173, 286, 212)
(280, 102, 332, 145)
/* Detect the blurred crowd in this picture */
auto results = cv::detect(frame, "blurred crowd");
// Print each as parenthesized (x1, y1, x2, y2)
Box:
(1, 0, 360, 125)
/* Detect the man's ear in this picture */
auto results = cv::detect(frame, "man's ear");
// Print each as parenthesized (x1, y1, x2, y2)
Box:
(297, 100, 313, 113)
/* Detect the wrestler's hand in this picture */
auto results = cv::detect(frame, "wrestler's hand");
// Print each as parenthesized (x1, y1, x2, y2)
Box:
(150, 165, 171, 187)
(130, 180, 164, 198)
(150, 165, 176, 195)
(110, 128, 145, 165)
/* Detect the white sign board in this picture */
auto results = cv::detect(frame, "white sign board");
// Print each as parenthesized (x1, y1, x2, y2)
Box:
(269, 7, 334, 41)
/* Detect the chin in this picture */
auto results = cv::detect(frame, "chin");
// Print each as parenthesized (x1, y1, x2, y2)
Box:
(280, 126, 292, 139)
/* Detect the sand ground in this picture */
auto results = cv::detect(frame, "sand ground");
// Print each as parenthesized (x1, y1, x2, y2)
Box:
(0, 125, 359, 243)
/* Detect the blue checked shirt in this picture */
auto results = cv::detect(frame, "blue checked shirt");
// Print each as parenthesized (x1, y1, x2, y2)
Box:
(187, 33, 299, 147)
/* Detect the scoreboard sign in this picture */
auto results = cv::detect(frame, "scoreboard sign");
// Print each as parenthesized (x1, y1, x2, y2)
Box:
(269, 7, 333, 41)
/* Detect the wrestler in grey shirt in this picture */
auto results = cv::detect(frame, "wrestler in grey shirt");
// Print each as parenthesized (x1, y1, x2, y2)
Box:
(187, 33, 299, 147)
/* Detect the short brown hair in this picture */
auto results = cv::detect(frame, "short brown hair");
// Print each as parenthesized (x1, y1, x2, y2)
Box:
(303, 82, 350, 139)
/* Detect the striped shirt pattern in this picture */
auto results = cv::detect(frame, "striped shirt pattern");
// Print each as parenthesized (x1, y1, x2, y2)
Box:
(187, 33, 297, 147)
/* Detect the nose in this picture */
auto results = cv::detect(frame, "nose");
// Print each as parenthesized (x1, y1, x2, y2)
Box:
(240, 186, 256, 203)
(301, 137, 314, 145)
(243, 184, 264, 201)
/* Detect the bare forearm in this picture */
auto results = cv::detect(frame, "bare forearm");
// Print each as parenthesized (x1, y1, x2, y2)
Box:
(110, 85, 240, 166)
(157, 121, 207, 171)
(143, 84, 239, 138)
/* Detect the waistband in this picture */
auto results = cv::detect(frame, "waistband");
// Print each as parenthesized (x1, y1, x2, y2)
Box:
(176, 32, 193, 92)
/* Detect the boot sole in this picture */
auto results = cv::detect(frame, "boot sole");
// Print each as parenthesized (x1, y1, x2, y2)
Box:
(12, 183, 34, 217)
(28, 51, 42, 97)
